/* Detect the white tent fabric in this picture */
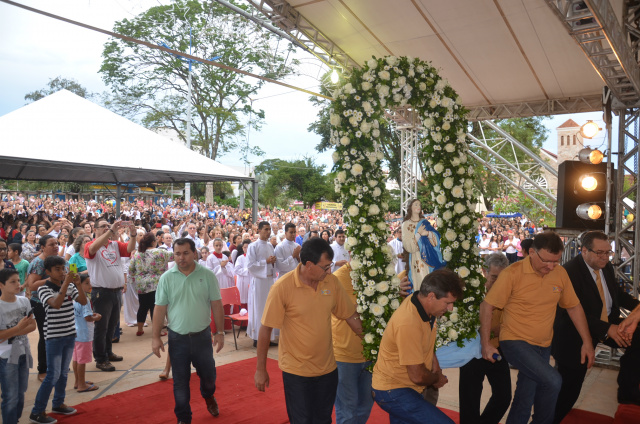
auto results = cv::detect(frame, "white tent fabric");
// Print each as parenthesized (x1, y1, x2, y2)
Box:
(0, 90, 252, 184)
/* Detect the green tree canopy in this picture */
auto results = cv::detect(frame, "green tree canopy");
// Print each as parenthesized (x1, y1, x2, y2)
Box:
(24, 76, 91, 103)
(99, 0, 298, 160)
(256, 157, 332, 208)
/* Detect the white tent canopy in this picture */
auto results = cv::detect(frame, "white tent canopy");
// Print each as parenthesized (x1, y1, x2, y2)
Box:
(0, 90, 253, 184)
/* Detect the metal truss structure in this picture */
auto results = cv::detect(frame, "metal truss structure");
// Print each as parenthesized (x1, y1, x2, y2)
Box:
(466, 96, 603, 121)
(614, 108, 640, 296)
(466, 120, 558, 216)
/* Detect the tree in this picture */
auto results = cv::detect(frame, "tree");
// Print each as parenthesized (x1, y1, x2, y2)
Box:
(24, 76, 91, 103)
(256, 157, 332, 208)
(99, 0, 298, 160)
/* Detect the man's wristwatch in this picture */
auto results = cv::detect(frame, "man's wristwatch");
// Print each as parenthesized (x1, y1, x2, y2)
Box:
(216, 331, 225, 336)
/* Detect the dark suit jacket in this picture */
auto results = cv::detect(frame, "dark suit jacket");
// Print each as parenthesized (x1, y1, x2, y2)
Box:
(552, 254, 639, 366)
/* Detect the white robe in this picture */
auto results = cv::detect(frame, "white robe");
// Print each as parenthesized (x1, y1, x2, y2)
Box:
(246, 239, 278, 341)
(388, 238, 406, 274)
(206, 253, 235, 288)
(274, 239, 299, 277)
(331, 242, 350, 273)
(234, 254, 250, 304)
(121, 257, 138, 326)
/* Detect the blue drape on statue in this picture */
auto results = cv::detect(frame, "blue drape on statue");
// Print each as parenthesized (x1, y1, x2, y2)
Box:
(415, 219, 447, 277)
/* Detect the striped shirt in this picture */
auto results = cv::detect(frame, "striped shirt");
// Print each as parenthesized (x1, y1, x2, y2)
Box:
(38, 281, 79, 340)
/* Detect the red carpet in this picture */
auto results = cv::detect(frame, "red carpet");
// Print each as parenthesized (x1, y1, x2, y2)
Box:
(56, 357, 622, 423)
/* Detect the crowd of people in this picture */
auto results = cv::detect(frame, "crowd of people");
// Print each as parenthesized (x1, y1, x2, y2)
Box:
(0, 192, 638, 424)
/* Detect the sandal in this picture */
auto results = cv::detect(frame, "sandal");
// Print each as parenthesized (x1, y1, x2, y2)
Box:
(77, 384, 99, 392)
(160, 330, 168, 337)
(159, 371, 170, 380)
(136, 331, 144, 336)
(74, 381, 94, 389)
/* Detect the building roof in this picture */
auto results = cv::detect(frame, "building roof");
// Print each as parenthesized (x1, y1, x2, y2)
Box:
(557, 119, 580, 129)
(541, 148, 558, 160)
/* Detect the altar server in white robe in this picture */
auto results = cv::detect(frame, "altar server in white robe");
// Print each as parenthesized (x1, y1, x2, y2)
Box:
(274, 222, 301, 278)
(206, 238, 235, 288)
(234, 239, 252, 304)
(331, 229, 350, 273)
(246, 221, 279, 343)
(388, 227, 406, 274)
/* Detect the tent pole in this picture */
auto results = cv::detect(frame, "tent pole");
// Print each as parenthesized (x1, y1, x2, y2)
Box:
(252, 180, 258, 224)
(116, 183, 121, 218)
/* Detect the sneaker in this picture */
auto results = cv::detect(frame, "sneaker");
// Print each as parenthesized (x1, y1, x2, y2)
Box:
(29, 412, 58, 423)
(96, 361, 116, 372)
(51, 404, 77, 415)
(108, 353, 123, 362)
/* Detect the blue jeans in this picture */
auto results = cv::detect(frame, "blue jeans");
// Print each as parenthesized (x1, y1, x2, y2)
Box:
(500, 340, 561, 424)
(0, 355, 29, 424)
(335, 361, 374, 424)
(282, 368, 338, 424)
(32, 335, 75, 414)
(372, 387, 454, 424)
(168, 327, 216, 424)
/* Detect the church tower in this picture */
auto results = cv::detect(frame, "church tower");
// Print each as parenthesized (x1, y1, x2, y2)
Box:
(557, 119, 584, 164)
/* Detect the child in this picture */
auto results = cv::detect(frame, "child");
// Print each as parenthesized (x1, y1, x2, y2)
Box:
(29, 256, 87, 424)
(199, 246, 210, 267)
(72, 275, 101, 392)
(0, 268, 36, 424)
(7, 244, 29, 297)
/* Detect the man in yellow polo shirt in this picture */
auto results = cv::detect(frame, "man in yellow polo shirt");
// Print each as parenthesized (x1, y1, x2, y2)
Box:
(371, 268, 463, 424)
(254, 238, 363, 423)
(480, 231, 595, 424)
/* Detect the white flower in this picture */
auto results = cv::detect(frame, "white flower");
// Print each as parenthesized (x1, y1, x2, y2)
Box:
(379, 70, 390, 80)
(378, 85, 390, 96)
(361, 121, 372, 133)
(434, 163, 444, 174)
(367, 58, 378, 69)
(377, 222, 387, 231)
(432, 132, 442, 142)
(443, 210, 452, 221)
(362, 101, 372, 112)
(378, 295, 389, 306)
(343, 82, 353, 93)
(357, 305, 365, 314)
(386, 56, 398, 66)
(340, 136, 350, 146)
(462, 240, 471, 250)
(448, 328, 458, 340)
(470, 278, 480, 288)
(436, 194, 446, 205)
(372, 187, 381, 197)
(376, 151, 384, 160)
(348, 205, 359, 217)
(452, 186, 464, 198)
(386, 264, 395, 276)
(442, 122, 451, 130)
(450, 313, 459, 323)
(349, 116, 358, 127)
(391, 299, 400, 310)
(370, 303, 384, 316)
(361, 224, 373, 233)
(443, 250, 452, 261)
(376, 281, 389, 292)
(454, 203, 465, 214)
(441, 97, 453, 108)
(351, 257, 361, 270)
(443, 177, 454, 189)
(351, 164, 364, 176)
(347, 236, 358, 248)
(391, 275, 400, 287)
(364, 286, 375, 296)
(365, 248, 373, 257)
(369, 268, 378, 277)
(362, 81, 372, 91)
(337, 171, 347, 183)
(364, 333, 375, 344)
(372, 129, 380, 137)
(444, 143, 455, 153)
(330, 114, 340, 126)
(445, 229, 457, 241)
(419, 82, 427, 91)
(368, 204, 380, 215)
(332, 151, 339, 163)
(458, 266, 470, 278)
(460, 216, 470, 225)
(435, 79, 447, 91)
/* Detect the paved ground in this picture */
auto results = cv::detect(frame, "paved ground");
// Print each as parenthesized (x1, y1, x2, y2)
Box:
(21, 312, 620, 421)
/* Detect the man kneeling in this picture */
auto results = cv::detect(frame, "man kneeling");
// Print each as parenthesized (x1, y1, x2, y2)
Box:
(372, 268, 463, 424)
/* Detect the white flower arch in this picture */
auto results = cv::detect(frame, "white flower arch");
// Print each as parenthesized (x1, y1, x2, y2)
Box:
(329, 55, 484, 363)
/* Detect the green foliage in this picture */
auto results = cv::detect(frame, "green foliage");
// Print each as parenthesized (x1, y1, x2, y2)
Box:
(99, 0, 297, 160)
(24, 77, 91, 103)
(0, 180, 90, 194)
(256, 157, 332, 208)
(468, 117, 549, 210)
(492, 192, 555, 226)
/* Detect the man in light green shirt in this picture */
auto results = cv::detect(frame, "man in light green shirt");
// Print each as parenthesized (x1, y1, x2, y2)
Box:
(152, 238, 225, 424)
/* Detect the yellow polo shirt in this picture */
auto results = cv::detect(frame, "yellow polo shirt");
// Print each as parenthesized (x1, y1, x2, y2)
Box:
(332, 264, 366, 363)
(484, 256, 579, 347)
(372, 293, 438, 393)
(261, 264, 356, 377)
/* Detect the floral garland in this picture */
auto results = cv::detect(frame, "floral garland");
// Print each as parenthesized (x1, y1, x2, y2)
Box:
(329, 56, 484, 365)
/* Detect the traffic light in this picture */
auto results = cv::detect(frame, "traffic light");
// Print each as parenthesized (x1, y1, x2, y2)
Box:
(556, 160, 613, 230)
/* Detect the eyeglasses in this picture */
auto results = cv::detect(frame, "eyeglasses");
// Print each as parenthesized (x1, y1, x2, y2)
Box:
(533, 249, 560, 265)
(316, 262, 334, 273)
(587, 248, 613, 257)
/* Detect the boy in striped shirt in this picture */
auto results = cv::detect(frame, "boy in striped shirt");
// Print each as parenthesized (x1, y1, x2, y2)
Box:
(29, 256, 87, 424)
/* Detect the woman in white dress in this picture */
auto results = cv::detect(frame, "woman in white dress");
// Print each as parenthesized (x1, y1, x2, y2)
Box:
(234, 239, 251, 305)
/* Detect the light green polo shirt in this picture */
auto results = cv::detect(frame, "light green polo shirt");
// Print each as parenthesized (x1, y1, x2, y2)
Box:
(155, 262, 221, 335)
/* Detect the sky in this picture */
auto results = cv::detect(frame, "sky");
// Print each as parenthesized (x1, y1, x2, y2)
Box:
(0, 0, 614, 178)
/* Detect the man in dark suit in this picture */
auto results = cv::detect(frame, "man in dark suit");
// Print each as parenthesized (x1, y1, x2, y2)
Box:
(552, 231, 640, 423)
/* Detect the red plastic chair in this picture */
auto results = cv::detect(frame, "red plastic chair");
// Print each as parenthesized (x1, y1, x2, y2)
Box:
(220, 286, 248, 350)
